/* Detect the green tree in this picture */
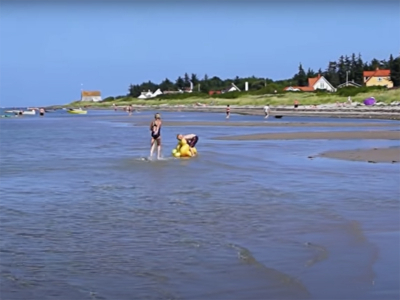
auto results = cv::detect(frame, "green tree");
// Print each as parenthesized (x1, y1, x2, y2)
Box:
(354, 53, 364, 85)
(175, 76, 184, 89)
(306, 68, 316, 78)
(324, 61, 339, 87)
(159, 78, 175, 91)
(294, 63, 307, 86)
(128, 84, 142, 97)
(337, 55, 346, 84)
(390, 55, 400, 87)
(183, 73, 190, 86)
(190, 73, 199, 86)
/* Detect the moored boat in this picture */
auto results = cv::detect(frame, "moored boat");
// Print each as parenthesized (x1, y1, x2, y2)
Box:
(67, 108, 87, 115)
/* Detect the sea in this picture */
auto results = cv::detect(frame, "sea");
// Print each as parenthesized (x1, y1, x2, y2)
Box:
(0, 108, 399, 300)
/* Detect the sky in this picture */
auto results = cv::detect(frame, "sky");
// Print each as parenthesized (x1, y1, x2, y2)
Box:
(0, 0, 399, 107)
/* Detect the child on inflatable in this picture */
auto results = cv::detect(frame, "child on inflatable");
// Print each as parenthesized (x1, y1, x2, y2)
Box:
(177, 133, 199, 156)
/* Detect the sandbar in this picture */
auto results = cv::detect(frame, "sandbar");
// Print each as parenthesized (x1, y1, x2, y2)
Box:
(213, 131, 400, 140)
(135, 121, 400, 128)
(317, 147, 400, 163)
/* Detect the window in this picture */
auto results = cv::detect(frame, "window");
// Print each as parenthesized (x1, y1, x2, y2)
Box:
(377, 77, 382, 81)
(319, 82, 324, 89)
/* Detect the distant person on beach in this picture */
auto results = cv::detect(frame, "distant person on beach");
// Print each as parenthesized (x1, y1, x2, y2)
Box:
(177, 133, 199, 157)
(294, 100, 299, 109)
(263, 104, 270, 119)
(347, 96, 352, 105)
(127, 105, 133, 116)
(226, 105, 230, 119)
(113, 103, 117, 111)
(39, 108, 45, 116)
(150, 113, 162, 159)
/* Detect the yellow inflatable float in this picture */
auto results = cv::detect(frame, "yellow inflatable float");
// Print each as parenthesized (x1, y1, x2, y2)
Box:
(172, 139, 197, 158)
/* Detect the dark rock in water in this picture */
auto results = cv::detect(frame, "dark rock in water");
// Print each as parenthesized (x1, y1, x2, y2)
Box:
(368, 161, 376, 163)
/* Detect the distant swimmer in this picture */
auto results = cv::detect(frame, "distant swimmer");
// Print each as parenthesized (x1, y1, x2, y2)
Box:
(226, 105, 230, 119)
(39, 108, 45, 116)
(127, 105, 133, 116)
(177, 133, 199, 157)
(263, 104, 270, 119)
(150, 113, 162, 159)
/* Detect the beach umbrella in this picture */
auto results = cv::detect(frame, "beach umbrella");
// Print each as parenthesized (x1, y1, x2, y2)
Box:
(363, 97, 376, 106)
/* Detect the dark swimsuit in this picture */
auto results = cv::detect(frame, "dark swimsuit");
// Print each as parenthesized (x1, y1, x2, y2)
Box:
(187, 135, 199, 148)
(151, 121, 161, 139)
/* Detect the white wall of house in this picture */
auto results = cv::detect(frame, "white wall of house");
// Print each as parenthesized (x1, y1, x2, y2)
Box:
(81, 96, 102, 102)
(227, 86, 239, 92)
(285, 87, 301, 91)
(313, 78, 336, 92)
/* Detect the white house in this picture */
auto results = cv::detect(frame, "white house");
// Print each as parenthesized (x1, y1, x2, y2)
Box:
(81, 90, 102, 102)
(137, 88, 163, 99)
(284, 74, 336, 92)
(222, 83, 241, 93)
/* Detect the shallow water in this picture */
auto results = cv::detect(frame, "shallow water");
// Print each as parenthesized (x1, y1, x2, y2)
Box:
(1, 110, 399, 300)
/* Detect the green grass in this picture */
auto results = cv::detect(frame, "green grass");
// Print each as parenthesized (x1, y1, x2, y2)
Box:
(64, 88, 400, 108)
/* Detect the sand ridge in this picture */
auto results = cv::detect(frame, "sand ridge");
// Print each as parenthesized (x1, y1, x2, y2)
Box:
(213, 130, 400, 141)
(316, 147, 400, 163)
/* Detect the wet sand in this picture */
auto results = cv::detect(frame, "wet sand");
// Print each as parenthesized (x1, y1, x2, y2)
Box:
(135, 120, 400, 128)
(317, 147, 400, 163)
(128, 105, 400, 120)
(213, 130, 400, 141)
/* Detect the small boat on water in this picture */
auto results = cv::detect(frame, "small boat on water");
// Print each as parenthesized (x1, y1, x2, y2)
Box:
(6, 109, 36, 115)
(21, 109, 36, 115)
(67, 108, 87, 115)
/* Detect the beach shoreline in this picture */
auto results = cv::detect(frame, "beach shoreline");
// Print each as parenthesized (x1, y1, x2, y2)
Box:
(316, 147, 400, 163)
(212, 130, 400, 141)
(56, 104, 400, 121)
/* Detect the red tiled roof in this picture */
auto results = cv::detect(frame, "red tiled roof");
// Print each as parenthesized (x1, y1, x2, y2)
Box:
(82, 91, 101, 96)
(283, 86, 315, 92)
(300, 86, 315, 92)
(363, 68, 390, 77)
(308, 74, 321, 87)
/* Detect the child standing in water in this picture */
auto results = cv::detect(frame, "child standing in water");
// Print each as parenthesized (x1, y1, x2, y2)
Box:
(150, 113, 162, 159)
(226, 105, 230, 119)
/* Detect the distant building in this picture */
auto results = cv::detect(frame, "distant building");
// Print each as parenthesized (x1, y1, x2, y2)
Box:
(208, 90, 222, 96)
(363, 68, 393, 88)
(284, 74, 336, 92)
(137, 89, 163, 99)
(336, 81, 362, 89)
(81, 91, 102, 102)
(222, 83, 241, 93)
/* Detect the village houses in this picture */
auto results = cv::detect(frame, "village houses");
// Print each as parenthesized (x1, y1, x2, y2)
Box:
(284, 74, 337, 92)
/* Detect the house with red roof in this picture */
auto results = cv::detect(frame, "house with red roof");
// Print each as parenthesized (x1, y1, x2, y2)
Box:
(284, 74, 336, 92)
(363, 68, 393, 88)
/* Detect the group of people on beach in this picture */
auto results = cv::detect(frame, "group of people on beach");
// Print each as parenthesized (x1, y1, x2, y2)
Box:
(149, 113, 199, 159)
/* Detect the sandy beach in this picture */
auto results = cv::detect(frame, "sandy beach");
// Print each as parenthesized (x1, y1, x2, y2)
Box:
(137, 120, 400, 128)
(126, 104, 400, 120)
(316, 147, 400, 163)
(213, 130, 400, 140)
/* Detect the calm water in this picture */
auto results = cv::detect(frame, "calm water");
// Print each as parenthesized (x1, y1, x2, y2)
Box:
(1, 110, 399, 300)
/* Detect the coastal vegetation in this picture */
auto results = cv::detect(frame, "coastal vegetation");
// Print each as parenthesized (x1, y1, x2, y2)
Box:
(69, 53, 400, 107)
(71, 87, 400, 108)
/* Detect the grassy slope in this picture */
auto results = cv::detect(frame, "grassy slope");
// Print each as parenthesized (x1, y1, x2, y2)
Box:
(67, 88, 400, 108)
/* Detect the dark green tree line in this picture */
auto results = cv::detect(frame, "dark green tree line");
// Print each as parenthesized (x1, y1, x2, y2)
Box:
(126, 53, 400, 97)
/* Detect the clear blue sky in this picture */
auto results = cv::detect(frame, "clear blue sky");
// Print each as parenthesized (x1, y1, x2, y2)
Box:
(0, 0, 399, 107)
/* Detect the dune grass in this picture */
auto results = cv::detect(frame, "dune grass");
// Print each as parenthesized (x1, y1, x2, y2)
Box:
(65, 88, 400, 108)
